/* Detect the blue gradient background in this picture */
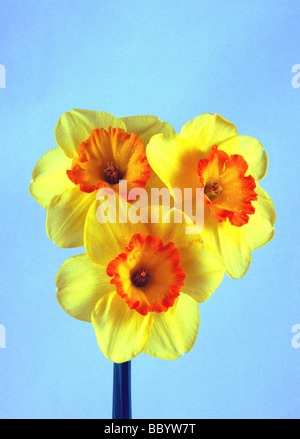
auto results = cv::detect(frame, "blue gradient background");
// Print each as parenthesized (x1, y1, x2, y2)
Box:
(0, 0, 299, 419)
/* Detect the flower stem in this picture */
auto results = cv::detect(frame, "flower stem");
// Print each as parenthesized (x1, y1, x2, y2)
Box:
(112, 361, 132, 419)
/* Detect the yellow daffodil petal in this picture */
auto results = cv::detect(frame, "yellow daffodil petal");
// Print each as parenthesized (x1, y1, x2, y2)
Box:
(242, 184, 276, 250)
(46, 188, 96, 248)
(201, 206, 251, 278)
(178, 241, 224, 302)
(56, 254, 112, 322)
(92, 291, 153, 363)
(29, 147, 73, 209)
(144, 293, 199, 360)
(84, 194, 149, 266)
(180, 113, 238, 156)
(120, 115, 175, 146)
(143, 169, 168, 201)
(219, 135, 268, 181)
(55, 109, 126, 158)
(147, 133, 200, 196)
(85, 195, 206, 289)
(146, 205, 198, 246)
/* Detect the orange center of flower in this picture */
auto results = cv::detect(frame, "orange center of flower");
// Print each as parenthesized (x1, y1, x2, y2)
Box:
(66, 127, 151, 195)
(106, 234, 185, 316)
(103, 161, 121, 185)
(198, 145, 257, 226)
(131, 267, 151, 287)
(204, 182, 223, 200)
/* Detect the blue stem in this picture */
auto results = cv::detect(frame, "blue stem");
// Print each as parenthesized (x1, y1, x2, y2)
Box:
(112, 361, 132, 419)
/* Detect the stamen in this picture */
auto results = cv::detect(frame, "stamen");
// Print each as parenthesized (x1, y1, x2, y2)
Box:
(104, 161, 120, 185)
(132, 267, 151, 288)
(204, 182, 223, 198)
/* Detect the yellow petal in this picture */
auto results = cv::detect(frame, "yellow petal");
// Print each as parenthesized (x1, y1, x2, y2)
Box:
(84, 193, 149, 266)
(144, 293, 199, 360)
(219, 135, 268, 181)
(55, 109, 126, 158)
(143, 168, 168, 200)
(85, 193, 200, 266)
(29, 147, 73, 209)
(92, 291, 153, 363)
(201, 206, 251, 278)
(180, 113, 238, 156)
(146, 205, 198, 246)
(146, 132, 200, 197)
(242, 184, 275, 250)
(178, 241, 224, 302)
(56, 254, 112, 322)
(46, 188, 96, 248)
(120, 115, 175, 146)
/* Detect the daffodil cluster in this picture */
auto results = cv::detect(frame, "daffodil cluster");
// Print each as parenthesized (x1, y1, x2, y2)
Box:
(30, 110, 275, 363)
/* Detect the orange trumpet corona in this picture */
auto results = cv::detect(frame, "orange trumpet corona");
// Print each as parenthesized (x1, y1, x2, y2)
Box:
(106, 233, 186, 316)
(198, 145, 257, 226)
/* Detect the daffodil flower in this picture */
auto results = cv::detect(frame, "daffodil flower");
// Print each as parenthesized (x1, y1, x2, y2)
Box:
(55, 195, 225, 363)
(30, 109, 174, 248)
(146, 114, 276, 279)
